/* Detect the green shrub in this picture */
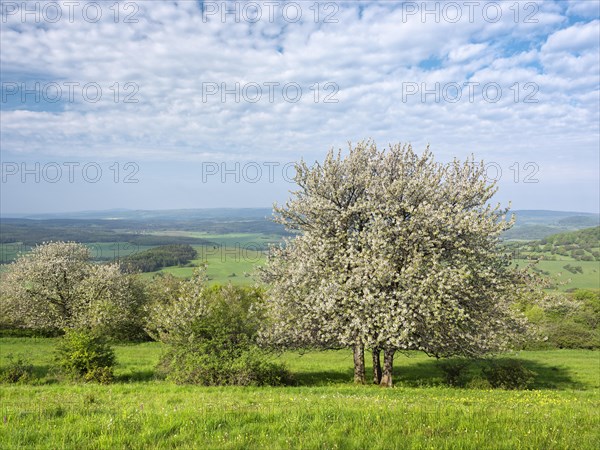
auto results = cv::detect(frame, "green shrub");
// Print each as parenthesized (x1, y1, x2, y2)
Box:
(562, 264, 583, 274)
(82, 366, 114, 384)
(482, 359, 536, 389)
(55, 329, 116, 383)
(465, 376, 492, 390)
(544, 321, 599, 349)
(572, 289, 600, 329)
(436, 359, 471, 387)
(229, 350, 292, 386)
(162, 345, 291, 386)
(0, 354, 34, 383)
(147, 272, 291, 386)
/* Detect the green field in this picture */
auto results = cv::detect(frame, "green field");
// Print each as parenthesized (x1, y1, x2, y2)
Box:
(1, 238, 269, 285)
(1, 338, 598, 449)
(513, 258, 600, 291)
(148, 231, 282, 248)
(142, 232, 276, 285)
(534, 259, 600, 290)
(139, 243, 266, 285)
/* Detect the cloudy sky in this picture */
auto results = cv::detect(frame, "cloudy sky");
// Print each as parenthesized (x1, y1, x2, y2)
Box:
(1, 0, 598, 214)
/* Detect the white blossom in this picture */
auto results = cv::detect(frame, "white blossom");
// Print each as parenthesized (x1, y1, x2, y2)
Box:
(260, 141, 528, 359)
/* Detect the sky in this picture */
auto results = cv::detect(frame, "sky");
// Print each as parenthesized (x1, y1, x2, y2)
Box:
(1, 0, 599, 215)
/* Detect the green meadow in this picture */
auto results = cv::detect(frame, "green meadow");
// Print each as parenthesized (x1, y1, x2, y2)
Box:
(1, 237, 269, 285)
(511, 257, 600, 291)
(1, 338, 599, 449)
(130, 231, 276, 284)
(533, 259, 599, 290)
(140, 245, 267, 286)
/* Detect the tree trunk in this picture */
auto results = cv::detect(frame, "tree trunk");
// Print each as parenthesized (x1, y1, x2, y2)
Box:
(379, 348, 395, 387)
(372, 347, 382, 384)
(353, 342, 366, 384)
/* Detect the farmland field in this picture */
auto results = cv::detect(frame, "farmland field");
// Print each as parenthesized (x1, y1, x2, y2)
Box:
(529, 259, 600, 291)
(142, 232, 274, 284)
(510, 257, 600, 291)
(141, 246, 266, 285)
(137, 239, 268, 285)
(1, 236, 270, 285)
(1, 338, 598, 449)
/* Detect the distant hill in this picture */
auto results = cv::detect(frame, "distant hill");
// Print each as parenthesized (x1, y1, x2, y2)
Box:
(1, 208, 274, 221)
(504, 226, 600, 262)
(541, 226, 600, 247)
(2, 208, 598, 242)
(503, 210, 599, 240)
(0, 208, 289, 254)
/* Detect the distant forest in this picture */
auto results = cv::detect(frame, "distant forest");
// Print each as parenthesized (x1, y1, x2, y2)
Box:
(1, 210, 597, 265)
(122, 245, 198, 272)
(0, 217, 288, 246)
(505, 226, 600, 262)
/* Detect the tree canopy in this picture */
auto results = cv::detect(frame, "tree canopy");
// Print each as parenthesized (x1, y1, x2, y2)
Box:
(260, 141, 529, 385)
(1, 241, 145, 339)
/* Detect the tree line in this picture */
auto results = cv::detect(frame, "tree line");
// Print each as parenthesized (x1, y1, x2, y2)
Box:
(504, 226, 600, 262)
(121, 244, 198, 272)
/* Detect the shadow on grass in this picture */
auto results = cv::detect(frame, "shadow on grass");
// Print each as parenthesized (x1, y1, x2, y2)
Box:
(116, 369, 157, 383)
(391, 358, 583, 390)
(8, 363, 158, 385)
(32, 364, 52, 378)
(520, 359, 585, 390)
(292, 369, 355, 386)
(290, 358, 583, 390)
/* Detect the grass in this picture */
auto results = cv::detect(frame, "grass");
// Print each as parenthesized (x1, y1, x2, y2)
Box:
(1, 338, 599, 449)
(533, 259, 599, 290)
(511, 257, 600, 291)
(148, 232, 282, 248)
(139, 244, 266, 285)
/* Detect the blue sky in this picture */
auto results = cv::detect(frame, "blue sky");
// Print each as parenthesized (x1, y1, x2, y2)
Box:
(1, 1, 598, 214)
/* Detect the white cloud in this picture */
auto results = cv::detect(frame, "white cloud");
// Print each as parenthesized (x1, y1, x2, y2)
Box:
(542, 20, 600, 53)
(0, 1, 598, 212)
(448, 43, 488, 62)
(566, 0, 600, 19)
